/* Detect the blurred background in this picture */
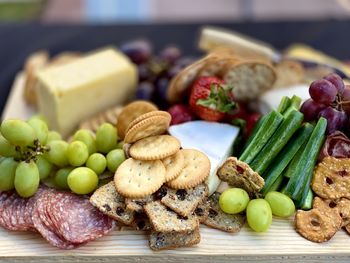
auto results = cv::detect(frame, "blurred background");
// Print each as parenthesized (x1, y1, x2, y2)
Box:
(1, 0, 350, 23)
(2, 0, 350, 114)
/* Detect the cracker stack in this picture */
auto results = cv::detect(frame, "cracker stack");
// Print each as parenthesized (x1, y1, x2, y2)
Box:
(90, 109, 246, 250)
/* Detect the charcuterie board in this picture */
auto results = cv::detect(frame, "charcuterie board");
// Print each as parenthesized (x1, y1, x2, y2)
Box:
(1, 73, 350, 263)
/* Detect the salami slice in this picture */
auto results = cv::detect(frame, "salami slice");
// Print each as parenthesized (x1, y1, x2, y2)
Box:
(319, 131, 350, 160)
(32, 190, 80, 250)
(0, 192, 18, 230)
(48, 192, 115, 244)
(0, 191, 15, 229)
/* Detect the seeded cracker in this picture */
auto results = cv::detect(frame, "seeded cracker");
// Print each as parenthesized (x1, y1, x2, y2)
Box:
(312, 157, 350, 199)
(116, 101, 158, 139)
(129, 135, 180, 160)
(144, 201, 199, 233)
(114, 158, 165, 198)
(149, 227, 201, 251)
(217, 157, 264, 197)
(90, 181, 135, 225)
(194, 201, 210, 223)
(295, 197, 342, 243)
(125, 195, 155, 213)
(131, 212, 153, 231)
(160, 184, 208, 217)
(167, 149, 210, 189)
(124, 114, 171, 144)
(204, 192, 245, 233)
(313, 197, 350, 227)
(162, 150, 185, 182)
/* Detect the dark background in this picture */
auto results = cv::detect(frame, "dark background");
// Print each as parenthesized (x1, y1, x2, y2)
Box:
(1, 20, 349, 114)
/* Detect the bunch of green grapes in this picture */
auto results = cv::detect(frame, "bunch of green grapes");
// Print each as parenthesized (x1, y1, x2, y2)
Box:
(49, 123, 125, 195)
(0, 116, 52, 197)
(0, 118, 126, 197)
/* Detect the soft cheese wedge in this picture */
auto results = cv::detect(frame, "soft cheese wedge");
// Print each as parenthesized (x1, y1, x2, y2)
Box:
(36, 47, 137, 137)
(168, 121, 239, 195)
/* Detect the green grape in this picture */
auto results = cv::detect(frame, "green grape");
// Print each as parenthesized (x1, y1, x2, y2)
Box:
(116, 140, 124, 149)
(27, 118, 49, 145)
(246, 199, 272, 232)
(29, 115, 49, 126)
(106, 149, 125, 172)
(0, 135, 17, 157)
(67, 141, 89, 166)
(36, 155, 53, 180)
(47, 131, 62, 142)
(219, 188, 250, 214)
(45, 140, 69, 167)
(54, 167, 74, 190)
(0, 158, 18, 191)
(73, 129, 96, 155)
(96, 123, 118, 153)
(86, 153, 107, 175)
(14, 161, 40, 198)
(67, 167, 98, 194)
(265, 191, 295, 218)
(1, 119, 36, 146)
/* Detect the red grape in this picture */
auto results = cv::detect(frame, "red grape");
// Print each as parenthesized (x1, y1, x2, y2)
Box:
(160, 45, 182, 64)
(120, 40, 152, 64)
(135, 82, 155, 100)
(168, 104, 195, 125)
(300, 98, 327, 121)
(324, 73, 345, 94)
(340, 85, 350, 115)
(318, 106, 347, 134)
(309, 79, 337, 105)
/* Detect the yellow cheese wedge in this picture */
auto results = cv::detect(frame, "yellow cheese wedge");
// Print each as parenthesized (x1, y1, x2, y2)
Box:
(36, 48, 137, 137)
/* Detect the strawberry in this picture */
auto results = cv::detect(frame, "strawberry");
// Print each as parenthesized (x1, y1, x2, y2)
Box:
(189, 76, 237, 122)
(168, 104, 196, 125)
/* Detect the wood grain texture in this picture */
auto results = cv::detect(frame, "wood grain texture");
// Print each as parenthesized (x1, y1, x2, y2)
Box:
(1, 72, 350, 262)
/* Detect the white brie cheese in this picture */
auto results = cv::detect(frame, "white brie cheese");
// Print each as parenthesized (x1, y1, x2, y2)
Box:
(259, 84, 309, 114)
(168, 121, 239, 195)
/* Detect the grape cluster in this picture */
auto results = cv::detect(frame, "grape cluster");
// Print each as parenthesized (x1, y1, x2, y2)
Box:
(120, 39, 195, 108)
(300, 73, 349, 134)
(0, 118, 125, 198)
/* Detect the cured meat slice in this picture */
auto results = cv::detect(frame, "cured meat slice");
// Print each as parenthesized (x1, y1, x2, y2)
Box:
(0, 192, 19, 230)
(319, 131, 350, 160)
(0, 191, 15, 229)
(32, 190, 79, 250)
(48, 192, 115, 244)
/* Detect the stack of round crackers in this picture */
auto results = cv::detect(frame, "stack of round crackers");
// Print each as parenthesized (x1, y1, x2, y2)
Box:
(113, 104, 211, 199)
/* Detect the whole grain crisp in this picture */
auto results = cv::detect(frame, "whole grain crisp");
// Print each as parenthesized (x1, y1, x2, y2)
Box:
(144, 201, 199, 233)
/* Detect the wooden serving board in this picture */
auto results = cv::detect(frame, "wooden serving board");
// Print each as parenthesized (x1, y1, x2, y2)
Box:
(1, 73, 350, 263)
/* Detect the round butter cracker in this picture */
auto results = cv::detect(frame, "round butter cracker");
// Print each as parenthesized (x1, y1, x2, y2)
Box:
(162, 150, 185, 182)
(124, 114, 171, 144)
(114, 158, 165, 198)
(117, 101, 158, 139)
(129, 135, 180, 161)
(167, 149, 210, 189)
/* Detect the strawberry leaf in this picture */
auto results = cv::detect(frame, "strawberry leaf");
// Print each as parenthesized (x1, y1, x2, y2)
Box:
(196, 83, 237, 113)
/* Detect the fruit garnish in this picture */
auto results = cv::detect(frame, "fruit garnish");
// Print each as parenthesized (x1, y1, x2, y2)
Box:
(300, 73, 349, 134)
(189, 76, 237, 122)
(168, 104, 196, 125)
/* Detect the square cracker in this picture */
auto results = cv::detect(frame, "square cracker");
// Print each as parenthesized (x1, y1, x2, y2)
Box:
(149, 227, 201, 251)
(144, 201, 199, 233)
(90, 181, 135, 225)
(125, 195, 155, 213)
(194, 200, 210, 223)
(160, 184, 208, 217)
(203, 192, 245, 233)
(131, 212, 153, 231)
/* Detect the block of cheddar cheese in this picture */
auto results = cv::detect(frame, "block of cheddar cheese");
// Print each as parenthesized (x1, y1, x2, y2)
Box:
(36, 47, 137, 137)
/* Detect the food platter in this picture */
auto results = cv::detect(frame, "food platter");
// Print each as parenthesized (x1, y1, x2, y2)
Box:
(1, 71, 350, 263)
